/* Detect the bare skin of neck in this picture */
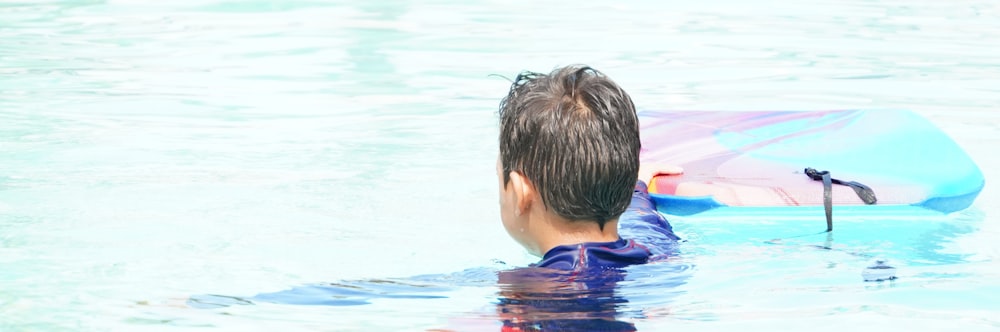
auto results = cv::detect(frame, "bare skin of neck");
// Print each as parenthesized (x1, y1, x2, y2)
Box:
(524, 204, 621, 257)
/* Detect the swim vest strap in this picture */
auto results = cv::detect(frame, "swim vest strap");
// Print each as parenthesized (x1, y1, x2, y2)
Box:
(804, 168, 878, 232)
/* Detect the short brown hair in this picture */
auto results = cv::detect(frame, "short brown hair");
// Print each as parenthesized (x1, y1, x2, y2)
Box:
(498, 65, 640, 229)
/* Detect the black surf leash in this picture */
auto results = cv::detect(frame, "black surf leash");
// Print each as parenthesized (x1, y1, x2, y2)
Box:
(804, 167, 877, 232)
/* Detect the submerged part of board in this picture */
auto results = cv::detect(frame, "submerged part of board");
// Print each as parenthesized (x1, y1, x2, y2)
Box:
(640, 110, 984, 216)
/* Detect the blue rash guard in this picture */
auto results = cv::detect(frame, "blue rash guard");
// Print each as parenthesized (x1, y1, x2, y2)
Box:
(534, 181, 680, 270)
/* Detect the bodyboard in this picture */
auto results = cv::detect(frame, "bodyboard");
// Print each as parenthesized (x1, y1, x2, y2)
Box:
(640, 110, 984, 217)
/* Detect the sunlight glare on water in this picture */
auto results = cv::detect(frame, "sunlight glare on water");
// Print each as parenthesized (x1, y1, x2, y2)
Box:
(1, 0, 999, 331)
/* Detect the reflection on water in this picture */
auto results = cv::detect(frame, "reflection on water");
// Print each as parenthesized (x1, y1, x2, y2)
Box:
(495, 267, 640, 331)
(186, 262, 692, 331)
(189, 279, 450, 308)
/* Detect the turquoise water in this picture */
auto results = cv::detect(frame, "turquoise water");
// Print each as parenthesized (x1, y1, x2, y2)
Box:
(2, 0, 999, 330)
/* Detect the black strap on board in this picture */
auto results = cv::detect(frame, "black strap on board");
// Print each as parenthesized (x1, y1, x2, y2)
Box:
(804, 168, 877, 232)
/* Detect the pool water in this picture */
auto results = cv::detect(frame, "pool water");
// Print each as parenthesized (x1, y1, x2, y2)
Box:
(2, 0, 999, 330)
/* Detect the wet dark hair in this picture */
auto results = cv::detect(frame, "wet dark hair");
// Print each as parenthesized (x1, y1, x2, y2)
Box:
(498, 65, 640, 230)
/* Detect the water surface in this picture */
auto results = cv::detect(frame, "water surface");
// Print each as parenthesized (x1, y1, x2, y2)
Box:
(2, 0, 999, 330)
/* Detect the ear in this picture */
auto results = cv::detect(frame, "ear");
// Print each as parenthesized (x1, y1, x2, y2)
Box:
(507, 171, 535, 216)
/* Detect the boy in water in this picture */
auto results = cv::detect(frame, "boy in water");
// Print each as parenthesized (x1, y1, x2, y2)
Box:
(496, 65, 680, 270)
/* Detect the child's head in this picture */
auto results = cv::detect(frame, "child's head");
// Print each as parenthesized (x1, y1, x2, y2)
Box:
(496, 65, 641, 254)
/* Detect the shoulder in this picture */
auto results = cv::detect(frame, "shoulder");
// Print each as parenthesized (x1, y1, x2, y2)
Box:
(537, 240, 651, 270)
